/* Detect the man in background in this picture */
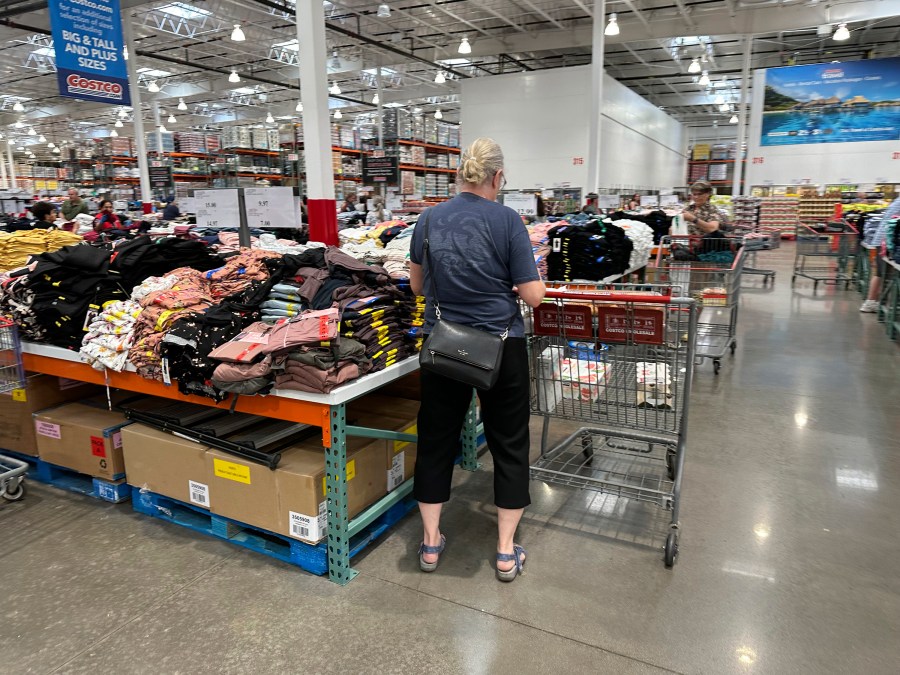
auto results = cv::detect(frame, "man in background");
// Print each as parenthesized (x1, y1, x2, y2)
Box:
(61, 188, 89, 221)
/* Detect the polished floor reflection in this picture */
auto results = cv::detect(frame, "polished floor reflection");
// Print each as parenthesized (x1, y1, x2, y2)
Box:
(1, 244, 898, 674)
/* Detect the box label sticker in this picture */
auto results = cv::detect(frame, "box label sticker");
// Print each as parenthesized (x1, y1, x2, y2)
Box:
(90, 435, 107, 458)
(289, 505, 326, 542)
(11, 388, 26, 402)
(387, 451, 405, 491)
(213, 458, 251, 484)
(321, 459, 357, 494)
(394, 424, 417, 452)
(112, 431, 123, 449)
(188, 480, 209, 507)
(36, 421, 61, 439)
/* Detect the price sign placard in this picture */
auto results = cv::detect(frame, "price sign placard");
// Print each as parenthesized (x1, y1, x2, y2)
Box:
(598, 195, 620, 209)
(194, 189, 239, 229)
(503, 192, 537, 216)
(640, 195, 660, 207)
(659, 194, 680, 207)
(244, 187, 297, 229)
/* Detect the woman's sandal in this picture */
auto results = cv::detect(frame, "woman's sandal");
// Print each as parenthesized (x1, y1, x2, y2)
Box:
(496, 544, 526, 582)
(418, 534, 447, 572)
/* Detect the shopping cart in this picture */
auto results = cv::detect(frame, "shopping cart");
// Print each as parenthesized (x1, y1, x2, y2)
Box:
(525, 287, 698, 567)
(0, 318, 27, 502)
(792, 221, 859, 290)
(736, 227, 779, 285)
(655, 236, 744, 374)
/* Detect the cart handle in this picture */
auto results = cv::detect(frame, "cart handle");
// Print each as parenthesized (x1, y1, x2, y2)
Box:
(543, 290, 672, 304)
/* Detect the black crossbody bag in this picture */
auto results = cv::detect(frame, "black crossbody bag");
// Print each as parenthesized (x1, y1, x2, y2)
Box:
(418, 213, 514, 390)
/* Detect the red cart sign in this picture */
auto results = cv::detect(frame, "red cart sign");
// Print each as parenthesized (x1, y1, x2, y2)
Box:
(596, 306, 665, 345)
(533, 303, 593, 339)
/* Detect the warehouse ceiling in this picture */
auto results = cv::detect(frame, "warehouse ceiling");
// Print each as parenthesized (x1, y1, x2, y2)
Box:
(1, 0, 898, 158)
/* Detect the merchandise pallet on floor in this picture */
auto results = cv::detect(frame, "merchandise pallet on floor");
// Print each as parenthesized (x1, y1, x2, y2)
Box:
(0, 449, 131, 503)
(19, 342, 480, 584)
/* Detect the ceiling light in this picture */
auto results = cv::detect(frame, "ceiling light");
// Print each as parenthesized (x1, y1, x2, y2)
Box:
(458, 37, 471, 54)
(110, 129, 119, 137)
(14, 120, 24, 129)
(698, 71, 711, 86)
(115, 119, 123, 128)
(434, 109, 443, 119)
(434, 71, 446, 84)
(118, 108, 128, 118)
(329, 82, 341, 95)
(12, 101, 24, 112)
(372, 93, 379, 104)
(719, 103, 730, 112)
(148, 80, 161, 93)
(38, 134, 46, 143)
(377, 3, 390, 18)
(53, 147, 60, 154)
(27, 127, 36, 136)
(159, 124, 168, 133)
(123, 45, 128, 60)
(334, 109, 343, 119)
(296, 101, 303, 112)
(833, 23, 850, 41)
(229, 70, 240, 83)
(47, 142, 54, 147)
(688, 57, 701, 74)
(604, 13, 620, 36)
(729, 114, 739, 124)
(231, 24, 245, 41)
(329, 50, 341, 69)
(266, 112, 274, 123)
(178, 98, 187, 110)
(168, 114, 176, 123)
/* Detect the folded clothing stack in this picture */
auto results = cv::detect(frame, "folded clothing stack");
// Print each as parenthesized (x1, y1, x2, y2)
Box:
(340, 295, 410, 372)
(260, 282, 306, 323)
(0, 228, 83, 272)
(80, 299, 143, 371)
(272, 337, 372, 394)
(546, 220, 633, 282)
(612, 219, 655, 270)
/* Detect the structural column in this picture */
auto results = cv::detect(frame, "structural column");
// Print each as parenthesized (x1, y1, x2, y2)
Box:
(0, 144, 8, 189)
(6, 142, 18, 189)
(732, 35, 753, 196)
(122, 14, 152, 207)
(585, 0, 607, 196)
(297, 0, 337, 245)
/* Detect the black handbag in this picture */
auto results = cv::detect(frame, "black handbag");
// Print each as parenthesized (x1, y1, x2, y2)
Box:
(418, 213, 512, 390)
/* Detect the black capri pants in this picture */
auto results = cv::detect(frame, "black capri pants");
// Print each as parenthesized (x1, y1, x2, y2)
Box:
(413, 337, 531, 510)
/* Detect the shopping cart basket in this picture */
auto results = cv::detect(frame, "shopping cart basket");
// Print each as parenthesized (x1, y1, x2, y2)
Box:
(655, 236, 744, 374)
(0, 318, 27, 502)
(525, 288, 698, 567)
(792, 221, 859, 290)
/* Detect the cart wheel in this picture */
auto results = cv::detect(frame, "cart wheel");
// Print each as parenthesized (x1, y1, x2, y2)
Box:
(665, 450, 676, 480)
(2, 480, 25, 502)
(664, 532, 678, 568)
(581, 436, 594, 462)
(713, 359, 721, 375)
(730, 341, 737, 355)
(791, 275, 796, 286)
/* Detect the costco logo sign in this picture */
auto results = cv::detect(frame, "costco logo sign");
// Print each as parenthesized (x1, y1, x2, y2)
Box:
(65, 74, 125, 101)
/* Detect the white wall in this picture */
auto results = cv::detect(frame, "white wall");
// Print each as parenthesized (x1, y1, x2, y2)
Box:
(460, 65, 686, 191)
(745, 68, 899, 187)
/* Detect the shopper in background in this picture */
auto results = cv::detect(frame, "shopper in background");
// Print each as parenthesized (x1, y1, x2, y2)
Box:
(340, 194, 357, 213)
(628, 193, 642, 211)
(61, 188, 89, 221)
(535, 193, 546, 221)
(583, 192, 598, 215)
(85, 199, 123, 242)
(365, 196, 392, 225)
(683, 180, 729, 235)
(30, 201, 59, 229)
(860, 195, 900, 313)
(409, 137, 546, 582)
(161, 196, 181, 221)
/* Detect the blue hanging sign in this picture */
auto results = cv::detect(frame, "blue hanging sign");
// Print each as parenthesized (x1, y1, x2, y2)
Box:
(48, 0, 131, 106)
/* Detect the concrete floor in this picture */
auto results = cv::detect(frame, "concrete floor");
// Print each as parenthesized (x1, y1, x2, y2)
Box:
(2, 244, 899, 674)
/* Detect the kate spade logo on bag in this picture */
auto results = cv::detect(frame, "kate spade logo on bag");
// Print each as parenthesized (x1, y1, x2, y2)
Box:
(458, 349, 468, 356)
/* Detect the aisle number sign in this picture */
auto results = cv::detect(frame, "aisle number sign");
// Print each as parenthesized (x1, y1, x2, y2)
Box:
(48, 0, 131, 106)
(245, 187, 297, 229)
(503, 192, 538, 216)
(194, 189, 239, 229)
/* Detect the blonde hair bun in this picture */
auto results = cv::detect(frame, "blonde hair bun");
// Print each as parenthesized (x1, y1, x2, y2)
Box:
(458, 137, 504, 186)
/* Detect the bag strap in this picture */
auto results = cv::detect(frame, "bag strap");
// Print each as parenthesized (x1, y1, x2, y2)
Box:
(420, 208, 515, 340)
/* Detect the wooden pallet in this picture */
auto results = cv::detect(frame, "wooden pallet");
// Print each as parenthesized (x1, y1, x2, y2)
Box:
(0, 450, 131, 503)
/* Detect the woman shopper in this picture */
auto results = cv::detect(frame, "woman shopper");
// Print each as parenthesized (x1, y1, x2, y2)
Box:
(409, 137, 546, 582)
(860, 195, 900, 312)
(682, 181, 729, 235)
(365, 196, 392, 225)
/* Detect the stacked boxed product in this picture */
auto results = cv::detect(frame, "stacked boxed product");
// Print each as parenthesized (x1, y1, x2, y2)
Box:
(251, 128, 270, 150)
(758, 197, 799, 238)
(732, 196, 761, 232)
(223, 126, 253, 149)
(536, 345, 610, 412)
(267, 129, 280, 152)
(400, 170, 416, 194)
(145, 132, 175, 154)
(424, 117, 438, 144)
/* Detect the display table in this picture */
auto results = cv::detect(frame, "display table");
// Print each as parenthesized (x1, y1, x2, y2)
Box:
(21, 342, 481, 584)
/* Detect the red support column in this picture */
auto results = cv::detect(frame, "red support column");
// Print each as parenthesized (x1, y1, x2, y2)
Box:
(308, 198, 338, 246)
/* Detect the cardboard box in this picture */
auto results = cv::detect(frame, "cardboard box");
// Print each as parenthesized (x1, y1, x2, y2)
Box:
(33, 403, 130, 479)
(348, 396, 420, 492)
(537, 346, 565, 413)
(207, 435, 387, 544)
(0, 374, 99, 456)
(559, 359, 609, 403)
(121, 424, 212, 509)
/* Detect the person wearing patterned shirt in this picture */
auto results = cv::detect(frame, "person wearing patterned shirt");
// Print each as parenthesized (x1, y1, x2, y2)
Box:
(682, 180, 729, 236)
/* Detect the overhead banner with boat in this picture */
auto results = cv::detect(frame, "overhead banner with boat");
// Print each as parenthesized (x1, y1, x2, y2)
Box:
(760, 56, 900, 146)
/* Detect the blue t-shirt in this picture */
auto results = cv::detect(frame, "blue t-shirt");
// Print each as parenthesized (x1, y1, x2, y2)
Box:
(410, 192, 540, 338)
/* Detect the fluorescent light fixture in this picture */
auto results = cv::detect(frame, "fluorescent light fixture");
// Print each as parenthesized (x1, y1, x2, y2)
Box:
(833, 23, 850, 41)
(604, 13, 619, 36)
(229, 70, 241, 83)
(719, 103, 730, 112)
(296, 101, 303, 112)
(435, 70, 446, 84)
(159, 124, 168, 133)
(177, 98, 187, 110)
(729, 114, 738, 123)
(688, 57, 701, 73)
(458, 37, 471, 54)
(698, 71, 711, 86)
(272, 38, 299, 52)
(362, 67, 397, 76)
(372, 93, 379, 104)
(230, 87, 256, 95)
(158, 2, 211, 21)
(434, 109, 443, 119)
(12, 101, 24, 112)
(377, 3, 390, 18)
(329, 82, 341, 95)
(168, 114, 176, 123)
(137, 67, 172, 78)
(265, 112, 274, 123)
(334, 109, 343, 119)
(110, 129, 119, 137)
(147, 80, 161, 92)
(231, 24, 245, 41)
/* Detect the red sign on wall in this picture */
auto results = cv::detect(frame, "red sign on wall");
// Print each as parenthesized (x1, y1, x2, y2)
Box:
(572, 157, 584, 165)
(752, 157, 765, 164)
(893, 152, 900, 160)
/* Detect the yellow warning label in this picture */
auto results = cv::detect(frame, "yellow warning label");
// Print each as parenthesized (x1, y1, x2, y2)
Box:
(321, 459, 356, 495)
(394, 424, 417, 452)
(213, 458, 251, 484)
(11, 388, 27, 402)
